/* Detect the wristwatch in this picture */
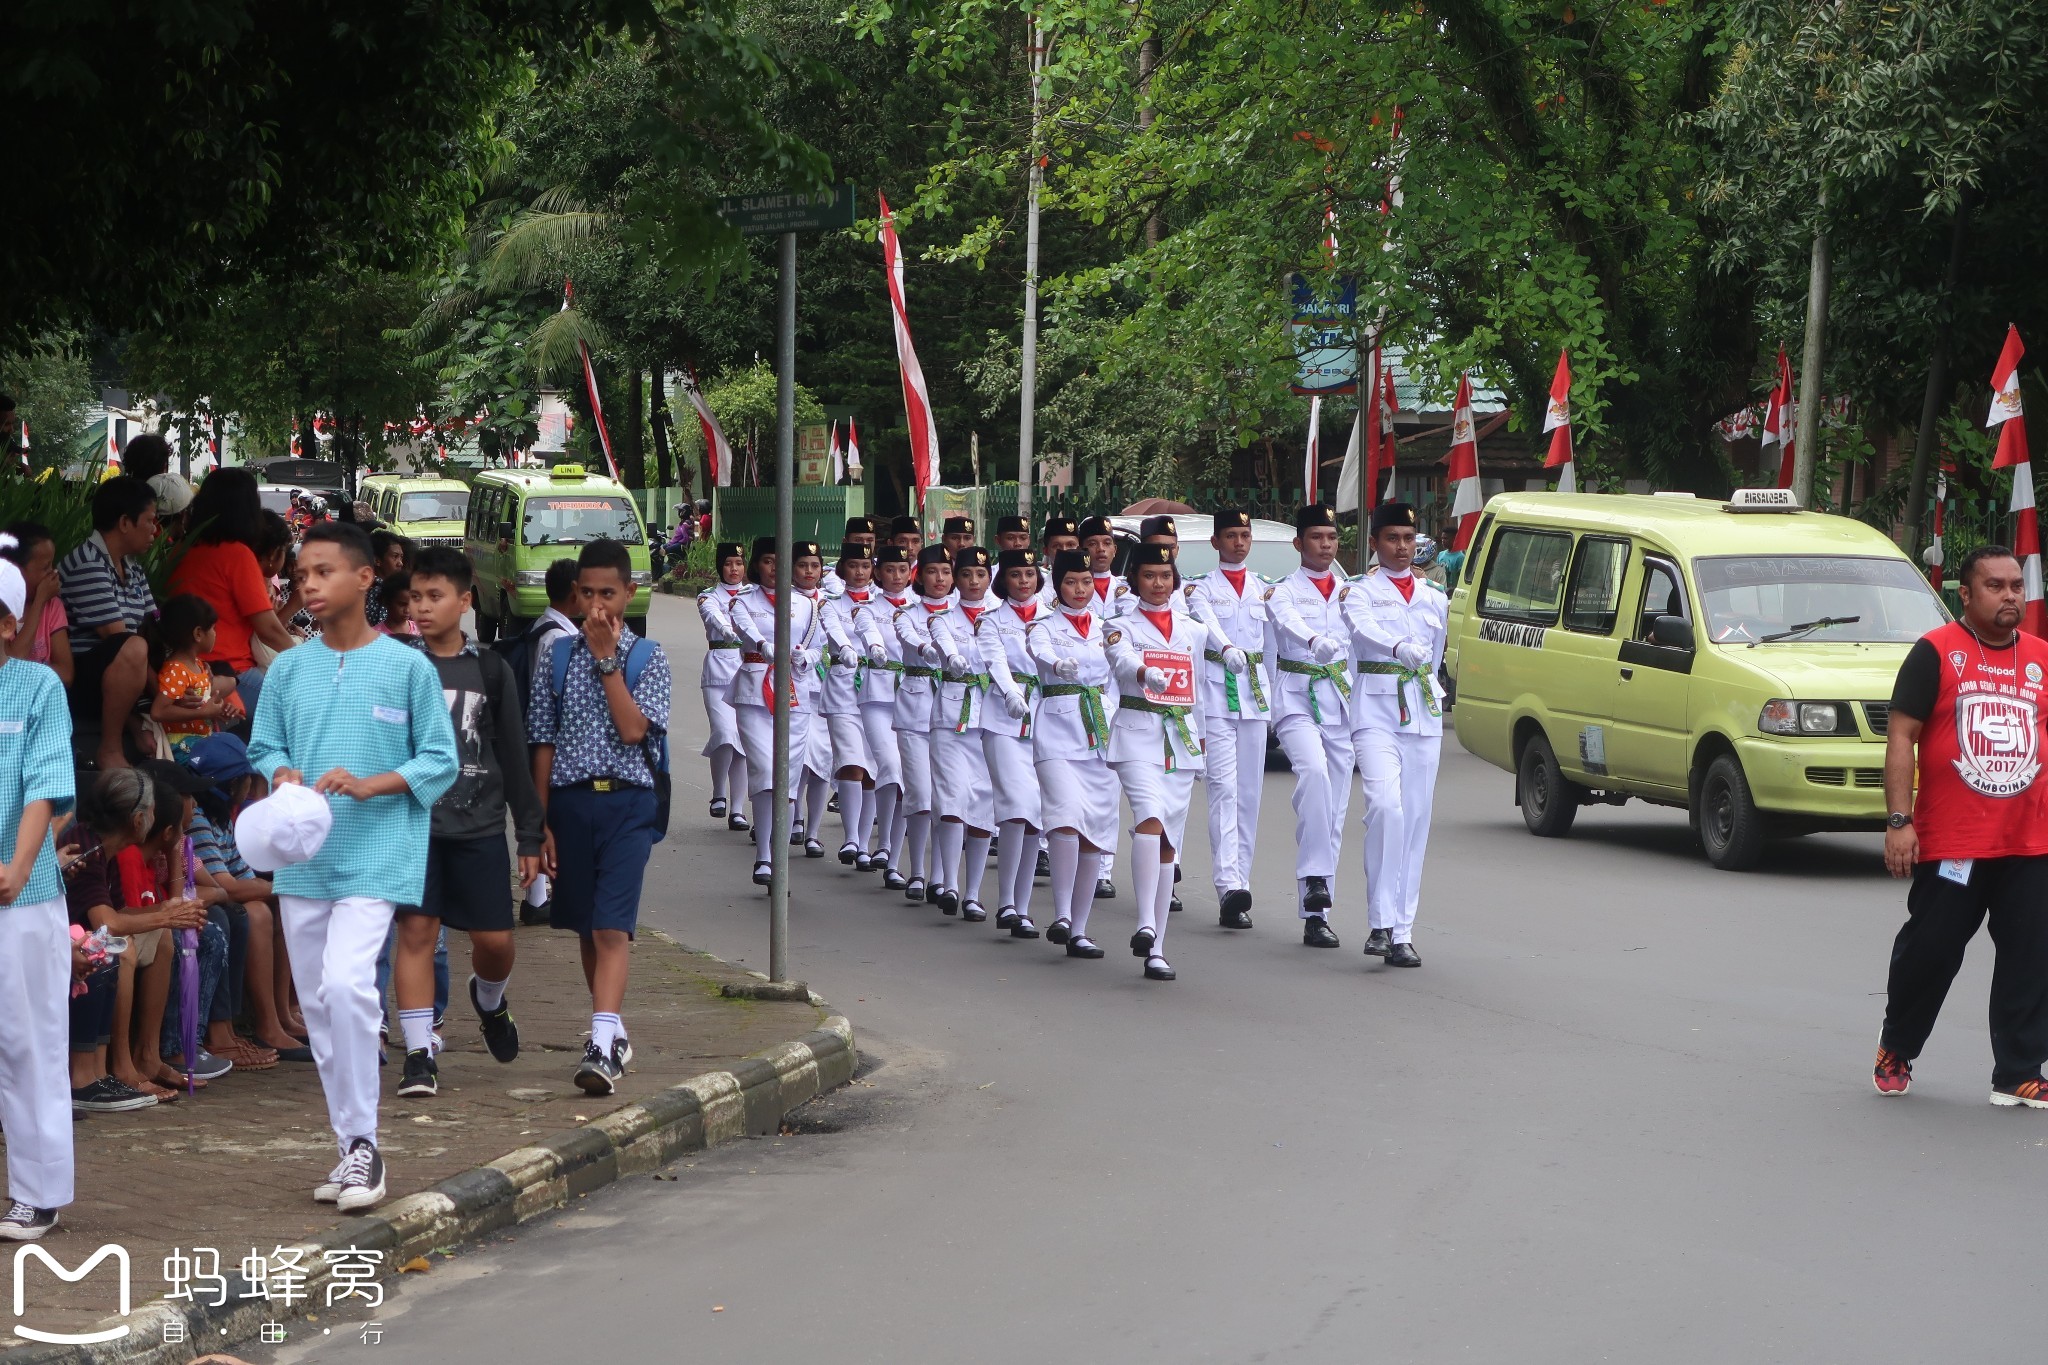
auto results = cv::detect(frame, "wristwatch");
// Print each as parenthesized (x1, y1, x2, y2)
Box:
(594, 655, 622, 677)
(1887, 811, 1913, 830)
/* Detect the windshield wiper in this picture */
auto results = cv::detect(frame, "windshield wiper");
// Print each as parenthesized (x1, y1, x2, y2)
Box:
(1759, 614, 1861, 643)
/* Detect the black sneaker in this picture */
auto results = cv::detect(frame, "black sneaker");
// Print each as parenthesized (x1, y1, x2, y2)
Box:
(520, 900, 551, 927)
(397, 1048, 438, 1098)
(71, 1076, 157, 1112)
(574, 1041, 621, 1096)
(0, 1203, 59, 1241)
(470, 975, 520, 1063)
(335, 1138, 386, 1213)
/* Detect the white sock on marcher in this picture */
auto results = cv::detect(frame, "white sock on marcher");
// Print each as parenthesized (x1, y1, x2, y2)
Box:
(1048, 831, 1080, 922)
(398, 1008, 435, 1054)
(1130, 834, 1162, 936)
(591, 1012, 623, 1054)
(961, 832, 991, 905)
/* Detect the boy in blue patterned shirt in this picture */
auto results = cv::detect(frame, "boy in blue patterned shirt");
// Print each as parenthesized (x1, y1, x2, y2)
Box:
(528, 540, 670, 1097)
(0, 538, 78, 1242)
(247, 523, 457, 1214)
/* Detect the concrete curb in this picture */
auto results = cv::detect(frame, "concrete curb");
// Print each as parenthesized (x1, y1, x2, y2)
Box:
(6, 1016, 856, 1364)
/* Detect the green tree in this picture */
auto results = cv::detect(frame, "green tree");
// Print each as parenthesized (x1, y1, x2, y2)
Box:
(0, 330, 98, 472)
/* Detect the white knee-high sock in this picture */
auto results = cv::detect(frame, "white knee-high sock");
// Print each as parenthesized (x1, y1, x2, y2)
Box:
(961, 832, 991, 906)
(1048, 831, 1080, 923)
(905, 813, 931, 881)
(751, 795, 772, 863)
(730, 755, 749, 803)
(995, 823, 1027, 909)
(709, 749, 731, 802)
(1130, 834, 1162, 936)
(1152, 856, 1177, 954)
(1011, 828, 1038, 916)
(1069, 849, 1104, 938)
(804, 773, 829, 836)
(835, 779, 865, 848)
(857, 786, 877, 852)
(872, 786, 901, 856)
(886, 799, 908, 862)
(936, 819, 965, 890)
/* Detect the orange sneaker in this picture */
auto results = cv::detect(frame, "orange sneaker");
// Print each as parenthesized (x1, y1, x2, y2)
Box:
(1990, 1077, 2048, 1109)
(1873, 1047, 1911, 1096)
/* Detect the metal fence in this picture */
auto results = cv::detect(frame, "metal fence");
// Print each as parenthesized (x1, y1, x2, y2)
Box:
(712, 484, 867, 547)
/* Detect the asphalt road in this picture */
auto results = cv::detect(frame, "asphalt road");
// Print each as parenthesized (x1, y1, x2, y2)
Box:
(280, 593, 2037, 1365)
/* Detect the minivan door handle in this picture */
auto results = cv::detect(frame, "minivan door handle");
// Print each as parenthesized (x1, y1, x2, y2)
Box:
(1619, 667, 1635, 680)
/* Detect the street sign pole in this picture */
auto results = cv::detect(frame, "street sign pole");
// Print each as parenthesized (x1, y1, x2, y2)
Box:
(769, 229, 797, 985)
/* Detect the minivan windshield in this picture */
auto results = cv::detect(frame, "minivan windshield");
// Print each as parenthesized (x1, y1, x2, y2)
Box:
(522, 494, 644, 547)
(399, 490, 469, 522)
(1694, 555, 1948, 645)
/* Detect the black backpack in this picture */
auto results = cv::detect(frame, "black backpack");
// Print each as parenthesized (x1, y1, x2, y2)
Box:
(490, 616, 558, 706)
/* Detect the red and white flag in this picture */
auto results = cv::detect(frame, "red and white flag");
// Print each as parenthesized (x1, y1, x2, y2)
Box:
(677, 365, 732, 488)
(1446, 372, 1483, 550)
(563, 279, 620, 482)
(1303, 395, 1323, 503)
(1544, 348, 1575, 493)
(880, 193, 939, 507)
(829, 420, 845, 485)
(845, 416, 863, 481)
(1769, 348, 1797, 491)
(1988, 325, 2045, 636)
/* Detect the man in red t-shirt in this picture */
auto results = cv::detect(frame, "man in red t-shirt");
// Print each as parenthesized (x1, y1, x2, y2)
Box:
(1877, 544, 2048, 1108)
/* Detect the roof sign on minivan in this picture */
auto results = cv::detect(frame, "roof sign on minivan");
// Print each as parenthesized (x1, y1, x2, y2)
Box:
(1726, 488, 1800, 513)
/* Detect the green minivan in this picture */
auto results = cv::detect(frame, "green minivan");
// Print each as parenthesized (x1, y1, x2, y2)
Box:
(464, 464, 652, 641)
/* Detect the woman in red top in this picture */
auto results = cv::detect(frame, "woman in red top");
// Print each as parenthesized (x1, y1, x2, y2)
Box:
(167, 469, 296, 708)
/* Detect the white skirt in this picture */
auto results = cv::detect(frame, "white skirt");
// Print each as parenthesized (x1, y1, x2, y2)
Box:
(982, 731, 1042, 829)
(827, 712, 871, 776)
(1112, 759, 1196, 850)
(861, 705, 902, 789)
(898, 727, 933, 812)
(1037, 754, 1120, 850)
(700, 685, 743, 758)
(801, 703, 833, 779)
(735, 704, 800, 796)
(933, 726, 995, 830)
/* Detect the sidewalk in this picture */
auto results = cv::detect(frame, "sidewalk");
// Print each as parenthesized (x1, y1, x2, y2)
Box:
(1, 924, 838, 1353)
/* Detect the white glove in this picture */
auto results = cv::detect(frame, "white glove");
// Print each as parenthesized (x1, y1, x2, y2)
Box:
(1053, 657, 1080, 682)
(789, 647, 813, 673)
(1309, 635, 1343, 665)
(1222, 646, 1248, 675)
(947, 653, 970, 675)
(921, 643, 943, 667)
(1395, 641, 1433, 671)
(1004, 690, 1029, 720)
(1142, 666, 1169, 693)
(866, 643, 889, 666)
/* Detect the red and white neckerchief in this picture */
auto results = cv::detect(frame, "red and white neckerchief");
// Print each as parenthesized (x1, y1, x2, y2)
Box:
(1306, 568, 1335, 601)
(1385, 571, 1415, 603)
(1063, 608, 1093, 638)
(960, 600, 987, 625)
(921, 597, 948, 614)
(847, 590, 871, 604)
(1011, 599, 1038, 624)
(1140, 607, 1174, 640)
(1220, 564, 1247, 596)
(1093, 576, 1112, 600)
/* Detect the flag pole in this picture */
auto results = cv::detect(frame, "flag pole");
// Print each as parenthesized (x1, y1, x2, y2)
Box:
(770, 230, 796, 984)
(1017, 13, 1048, 525)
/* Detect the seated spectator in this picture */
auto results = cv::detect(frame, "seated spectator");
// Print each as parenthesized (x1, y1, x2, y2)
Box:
(148, 471, 196, 542)
(2, 522, 72, 684)
(150, 595, 244, 758)
(170, 469, 297, 712)
(119, 433, 173, 483)
(58, 477, 160, 770)
(376, 572, 415, 636)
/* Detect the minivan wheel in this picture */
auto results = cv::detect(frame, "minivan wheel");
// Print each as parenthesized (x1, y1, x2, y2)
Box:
(473, 603, 497, 645)
(1519, 732, 1582, 838)
(1697, 752, 1765, 870)
(501, 595, 532, 639)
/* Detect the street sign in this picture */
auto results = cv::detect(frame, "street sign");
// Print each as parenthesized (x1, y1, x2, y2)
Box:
(717, 183, 858, 237)
(1288, 273, 1359, 395)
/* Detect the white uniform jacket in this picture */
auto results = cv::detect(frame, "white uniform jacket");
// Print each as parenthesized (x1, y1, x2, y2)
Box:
(1086, 574, 1129, 619)
(1341, 570, 1449, 737)
(860, 592, 914, 708)
(1265, 566, 1355, 730)
(698, 582, 752, 688)
(1105, 606, 1212, 773)
(891, 598, 951, 732)
(819, 589, 890, 718)
(1025, 607, 1115, 760)
(979, 598, 1045, 741)
(928, 598, 1001, 733)
(727, 586, 820, 712)
(1184, 567, 1273, 722)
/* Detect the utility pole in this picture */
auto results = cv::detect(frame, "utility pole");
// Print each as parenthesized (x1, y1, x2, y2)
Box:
(1017, 15, 1048, 525)
(1792, 185, 1829, 505)
(769, 230, 795, 984)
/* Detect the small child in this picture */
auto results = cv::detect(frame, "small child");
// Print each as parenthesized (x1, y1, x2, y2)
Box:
(0, 533, 80, 1241)
(376, 573, 415, 637)
(152, 594, 244, 758)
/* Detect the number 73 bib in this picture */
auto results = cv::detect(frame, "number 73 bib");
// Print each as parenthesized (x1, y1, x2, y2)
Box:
(1143, 649, 1196, 706)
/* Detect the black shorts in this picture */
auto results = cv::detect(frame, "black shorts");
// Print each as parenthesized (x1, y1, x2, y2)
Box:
(399, 834, 514, 933)
(71, 630, 140, 714)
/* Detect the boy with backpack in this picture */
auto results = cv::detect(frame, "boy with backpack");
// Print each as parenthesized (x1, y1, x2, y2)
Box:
(527, 541, 670, 1096)
(392, 549, 546, 1098)
(494, 558, 579, 927)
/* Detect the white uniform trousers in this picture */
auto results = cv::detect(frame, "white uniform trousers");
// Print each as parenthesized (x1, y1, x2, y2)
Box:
(858, 705, 901, 787)
(826, 711, 872, 776)
(1275, 715, 1354, 911)
(982, 731, 1042, 829)
(1113, 760, 1196, 851)
(1356, 727, 1442, 944)
(897, 727, 933, 813)
(1202, 714, 1268, 897)
(0, 897, 74, 1209)
(736, 705, 800, 796)
(1037, 755, 1120, 851)
(280, 895, 396, 1155)
(699, 685, 744, 758)
(933, 726, 995, 829)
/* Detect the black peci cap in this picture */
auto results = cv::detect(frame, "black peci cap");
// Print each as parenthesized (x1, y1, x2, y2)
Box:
(874, 545, 910, 565)
(1041, 515, 1080, 541)
(996, 515, 1029, 535)
(1369, 502, 1420, 536)
(750, 536, 776, 559)
(1127, 542, 1176, 568)
(889, 515, 922, 538)
(838, 540, 874, 563)
(916, 545, 952, 568)
(1139, 515, 1178, 540)
(844, 516, 878, 537)
(1050, 549, 1091, 580)
(952, 546, 992, 572)
(715, 541, 744, 561)
(996, 547, 1041, 571)
(1213, 510, 1252, 531)
(943, 515, 976, 536)
(791, 540, 822, 561)
(1077, 515, 1113, 540)
(1294, 504, 1338, 532)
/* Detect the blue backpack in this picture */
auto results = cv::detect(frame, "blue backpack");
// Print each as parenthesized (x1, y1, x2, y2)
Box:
(549, 635, 670, 842)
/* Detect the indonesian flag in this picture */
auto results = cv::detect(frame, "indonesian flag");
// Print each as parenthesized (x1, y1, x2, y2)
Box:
(1303, 394, 1323, 503)
(1337, 349, 1399, 514)
(564, 279, 620, 482)
(829, 421, 845, 484)
(1544, 349, 1575, 493)
(1445, 372, 1483, 550)
(1335, 405, 1363, 514)
(1771, 348, 1797, 490)
(879, 193, 939, 507)
(1988, 325, 2045, 636)
(1376, 362, 1399, 504)
(678, 365, 732, 488)
(846, 416, 863, 480)
(1926, 467, 1949, 590)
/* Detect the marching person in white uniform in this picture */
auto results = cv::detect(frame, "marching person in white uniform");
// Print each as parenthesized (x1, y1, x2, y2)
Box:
(697, 541, 753, 828)
(940, 515, 979, 560)
(1027, 550, 1121, 958)
(1184, 510, 1272, 928)
(979, 548, 1047, 938)
(1107, 543, 1242, 981)
(819, 542, 892, 867)
(922, 546, 999, 921)
(993, 515, 1033, 554)
(793, 543, 833, 859)
(1075, 515, 1124, 899)
(865, 546, 918, 883)
(729, 537, 822, 886)
(891, 546, 954, 903)
(820, 516, 878, 596)
(1343, 503, 1448, 968)
(1030, 516, 1083, 881)
(1265, 504, 1354, 948)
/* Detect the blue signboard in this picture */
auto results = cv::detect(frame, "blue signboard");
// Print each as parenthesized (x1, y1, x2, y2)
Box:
(1289, 274, 1359, 395)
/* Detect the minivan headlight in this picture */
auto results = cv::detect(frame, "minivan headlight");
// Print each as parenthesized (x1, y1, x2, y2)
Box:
(514, 570, 548, 586)
(632, 570, 653, 586)
(1758, 699, 1852, 736)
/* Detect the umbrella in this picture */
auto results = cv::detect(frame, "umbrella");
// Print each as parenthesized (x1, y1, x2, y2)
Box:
(179, 837, 199, 1095)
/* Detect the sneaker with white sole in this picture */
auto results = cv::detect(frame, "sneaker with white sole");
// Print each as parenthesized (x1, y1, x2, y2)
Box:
(0, 1203, 58, 1241)
(1990, 1077, 2048, 1109)
(71, 1076, 158, 1112)
(334, 1139, 386, 1213)
(574, 1041, 622, 1096)
(313, 1156, 348, 1203)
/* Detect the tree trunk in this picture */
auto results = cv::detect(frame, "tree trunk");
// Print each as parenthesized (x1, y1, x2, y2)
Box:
(1903, 198, 1972, 555)
(649, 369, 674, 488)
(1792, 188, 1830, 504)
(621, 369, 646, 488)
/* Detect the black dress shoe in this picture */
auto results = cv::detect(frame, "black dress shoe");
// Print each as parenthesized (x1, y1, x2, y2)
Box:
(904, 877, 926, 903)
(1169, 896, 1183, 914)
(1095, 877, 1116, 900)
(752, 862, 773, 887)
(1066, 935, 1105, 959)
(961, 901, 987, 923)
(838, 842, 860, 865)
(855, 851, 874, 872)
(729, 813, 752, 832)
(1173, 863, 1182, 884)
(1011, 917, 1041, 939)
(1219, 889, 1253, 929)
(883, 869, 908, 891)
(520, 902, 551, 927)
(1129, 927, 1156, 958)
(1303, 915, 1339, 948)
(1144, 956, 1176, 981)
(1035, 849, 1051, 879)
(869, 848, 890, 874)
(828, 792, 841, 813)
(1302, 876, 1333, 914)
(804, 838, 825, 859)
(1363, 928, 1392, 957)
(710, 798, 728, 819)
(1386, 941, 1421, 967)
(1045, 918, 1072, 946)
(997, 906, 1021, 929)
(790, 822, 807, 846)
(935, 886, 959, 914)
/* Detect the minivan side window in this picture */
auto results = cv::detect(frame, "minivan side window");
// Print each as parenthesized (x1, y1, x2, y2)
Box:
(1461, 513, 1495, 585)
(1562, 536, 1629, 635)
(1478, 526, 1574, 626)
(1634, 556, 1690, 642)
